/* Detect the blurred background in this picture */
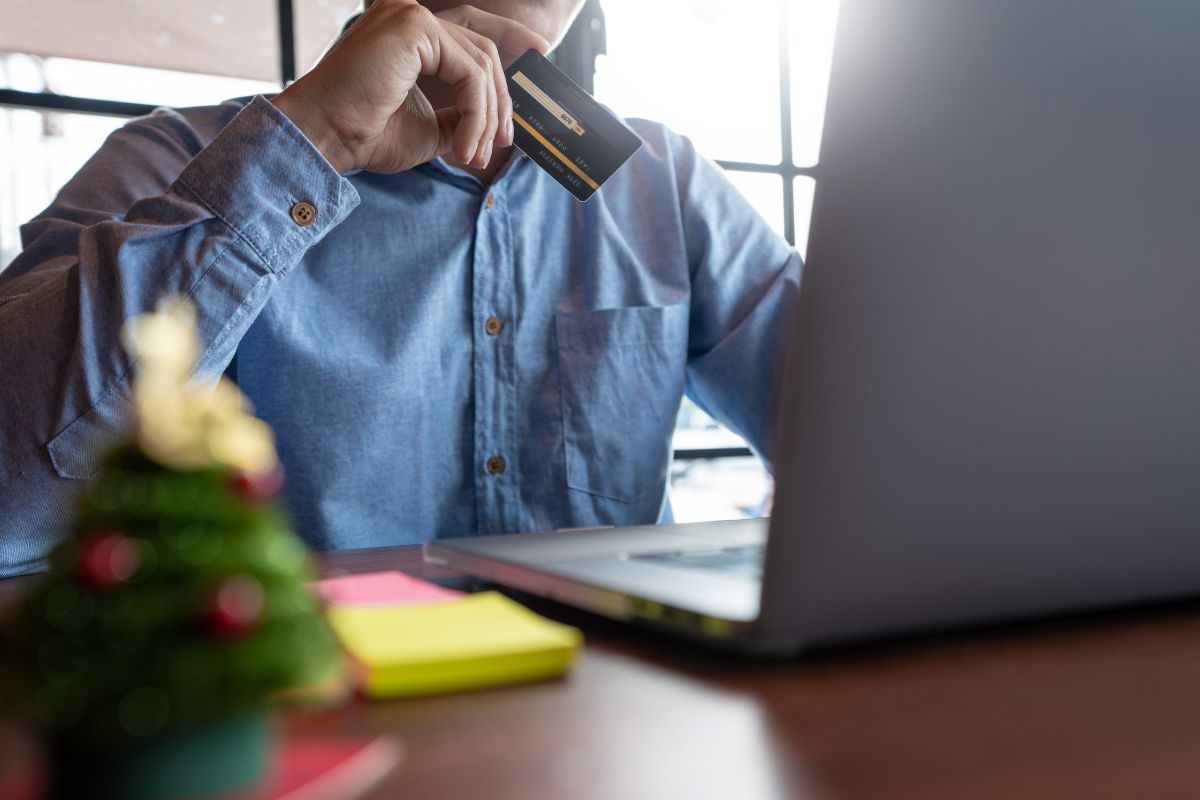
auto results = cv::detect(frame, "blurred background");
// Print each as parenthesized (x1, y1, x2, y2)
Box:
(0, 0, 840, 522)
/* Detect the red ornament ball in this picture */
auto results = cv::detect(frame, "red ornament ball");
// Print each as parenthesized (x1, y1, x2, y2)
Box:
(205, 574, 265, 638)
(77, 530, 142, 589)
(229, 464, 285, 504)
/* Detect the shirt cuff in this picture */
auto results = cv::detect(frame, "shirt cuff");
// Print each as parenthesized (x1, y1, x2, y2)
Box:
(175, 94, 361, 275)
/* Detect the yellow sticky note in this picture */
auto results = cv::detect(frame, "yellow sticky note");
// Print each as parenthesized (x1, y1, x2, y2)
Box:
(326, 592, 583, 698)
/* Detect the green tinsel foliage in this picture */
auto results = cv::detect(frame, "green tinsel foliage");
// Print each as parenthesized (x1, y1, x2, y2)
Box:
(0, 445, 341, 746)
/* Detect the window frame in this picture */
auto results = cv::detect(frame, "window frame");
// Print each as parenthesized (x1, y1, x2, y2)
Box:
(0, 0, 296, 116)
(714, 2, 812, 250)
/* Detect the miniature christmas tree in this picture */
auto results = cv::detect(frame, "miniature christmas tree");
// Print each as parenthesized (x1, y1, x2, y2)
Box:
(0, 298, 340, 798)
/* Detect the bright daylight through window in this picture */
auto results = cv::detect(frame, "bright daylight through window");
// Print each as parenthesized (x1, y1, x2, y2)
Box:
(595, 0, 838, 521)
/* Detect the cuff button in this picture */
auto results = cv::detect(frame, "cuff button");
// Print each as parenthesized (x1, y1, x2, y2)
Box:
(290, 201, 317, 226)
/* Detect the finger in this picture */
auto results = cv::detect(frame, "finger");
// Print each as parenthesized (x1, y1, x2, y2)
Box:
(436, 5, 552, 58)
(414, 11, 491, 163)
(474, 29, 513, 147)
(443, 24, 498, 166)
(436, 7, 545, 148)
(446, 23, 511, 153)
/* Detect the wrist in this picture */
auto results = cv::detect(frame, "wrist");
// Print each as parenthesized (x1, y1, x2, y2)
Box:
(272, 83, 356, 174)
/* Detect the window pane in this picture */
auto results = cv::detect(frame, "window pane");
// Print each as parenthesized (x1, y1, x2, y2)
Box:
(295, 0, 361, 77)
(595, 0, 782, 165)
(0, 0, 280, 83)
(671, 400, 771, 523)
(1, 54, 276, 107)
(793, 176, 817, 258)
(671, 456, 772, 522)
(724, 171, 785, 241)
(1, 109, 126, 270)
(789, 0, 840, 166)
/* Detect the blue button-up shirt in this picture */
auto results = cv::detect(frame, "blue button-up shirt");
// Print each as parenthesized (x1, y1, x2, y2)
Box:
(0, 95, 801, 576)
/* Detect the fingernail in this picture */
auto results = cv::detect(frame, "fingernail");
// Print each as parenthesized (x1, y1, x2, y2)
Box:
(506, 115, 514, 141)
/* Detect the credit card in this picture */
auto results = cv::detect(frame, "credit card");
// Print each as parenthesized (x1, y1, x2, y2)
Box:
(505, 49, 643, 202)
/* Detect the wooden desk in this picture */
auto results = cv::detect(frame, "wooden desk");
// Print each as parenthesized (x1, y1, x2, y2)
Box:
(5, 545, 1200, 800)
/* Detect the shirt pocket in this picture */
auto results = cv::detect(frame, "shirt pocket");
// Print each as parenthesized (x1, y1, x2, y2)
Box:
(554, 303, 688, 504)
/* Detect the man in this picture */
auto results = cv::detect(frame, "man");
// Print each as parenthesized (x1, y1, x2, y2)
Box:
(0, 0, 801, 576)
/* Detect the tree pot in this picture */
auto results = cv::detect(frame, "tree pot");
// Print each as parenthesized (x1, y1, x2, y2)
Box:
(51, 709, 270, 800)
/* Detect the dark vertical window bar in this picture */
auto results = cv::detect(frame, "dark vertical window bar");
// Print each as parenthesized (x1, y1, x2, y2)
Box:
(277, 0, 297, 86)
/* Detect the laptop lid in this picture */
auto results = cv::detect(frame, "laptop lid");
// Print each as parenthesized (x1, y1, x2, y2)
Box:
(759, 0, 1200, 647)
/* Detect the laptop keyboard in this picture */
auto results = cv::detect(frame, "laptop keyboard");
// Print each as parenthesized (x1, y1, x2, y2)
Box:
(632, 544, 765, 578)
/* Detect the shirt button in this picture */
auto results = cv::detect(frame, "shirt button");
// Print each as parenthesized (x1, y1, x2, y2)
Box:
(485, 316, 504, 336)
(484, 193, 496, 210)
(290, 201, 316, 226)
(486, 455, 506, 475)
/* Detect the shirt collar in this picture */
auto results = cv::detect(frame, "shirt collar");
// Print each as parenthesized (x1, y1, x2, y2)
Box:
(423, 148, 526, 189)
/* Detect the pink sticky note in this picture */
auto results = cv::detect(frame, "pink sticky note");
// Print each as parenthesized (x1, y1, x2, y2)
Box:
(313, 571, 463, 608)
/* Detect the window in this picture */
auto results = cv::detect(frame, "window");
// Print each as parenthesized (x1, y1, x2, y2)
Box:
(0, 53, 276, 266)
(0, 0, 351, 266)
(594, 0, 839, 254)
(0, 106, 121, 267)
(594, 0, 840, 521)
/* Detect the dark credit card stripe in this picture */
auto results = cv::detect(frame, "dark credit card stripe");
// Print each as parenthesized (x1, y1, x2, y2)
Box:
(512, 114, 600, 191)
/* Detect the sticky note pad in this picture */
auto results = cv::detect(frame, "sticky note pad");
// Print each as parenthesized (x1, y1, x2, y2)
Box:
(313, 571, 462, 608)
(326, 592, 583, 698)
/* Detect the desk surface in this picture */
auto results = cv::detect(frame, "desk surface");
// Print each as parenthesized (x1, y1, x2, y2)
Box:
(4, 545, 1200, 800)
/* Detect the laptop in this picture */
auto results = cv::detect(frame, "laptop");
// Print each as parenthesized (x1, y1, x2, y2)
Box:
(425, 0, 1200, 653)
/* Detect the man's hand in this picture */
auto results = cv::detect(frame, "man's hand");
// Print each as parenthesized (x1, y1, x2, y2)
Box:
(272, 1, 550, 174)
